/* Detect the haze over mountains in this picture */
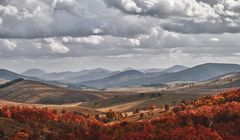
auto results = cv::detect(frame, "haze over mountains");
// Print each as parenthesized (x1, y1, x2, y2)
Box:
(80, 63, 240, 89)
(0, 62, 240, 108)
(21, 68, 119, 83)
(162, 65, 188, 73)
(1, 63, 240, 89)
(22, 68, 47, 77)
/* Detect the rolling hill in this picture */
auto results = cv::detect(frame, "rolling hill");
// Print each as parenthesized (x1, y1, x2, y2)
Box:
(0, 80, 105, 104)
(1, 89, 239, 140)
(0, 69, 35, 81)
(199, 72, 240, 89)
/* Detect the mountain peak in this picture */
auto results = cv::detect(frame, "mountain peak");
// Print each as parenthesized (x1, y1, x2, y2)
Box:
(163, 65, 188, 73)
(22, 68, 47, 77)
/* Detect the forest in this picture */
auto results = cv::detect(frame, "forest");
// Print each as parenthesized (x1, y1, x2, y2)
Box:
(0, 89, 239, 140)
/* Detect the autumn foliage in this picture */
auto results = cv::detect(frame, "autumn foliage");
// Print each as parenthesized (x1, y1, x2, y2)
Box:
(0, 89, 239, 140)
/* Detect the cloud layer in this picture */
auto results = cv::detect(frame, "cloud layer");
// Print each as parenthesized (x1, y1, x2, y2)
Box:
(105, 0, 240, 34)
(0, 0, 239, 72)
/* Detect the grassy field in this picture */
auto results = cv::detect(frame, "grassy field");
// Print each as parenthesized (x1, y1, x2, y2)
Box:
(83, 92, 209, 112)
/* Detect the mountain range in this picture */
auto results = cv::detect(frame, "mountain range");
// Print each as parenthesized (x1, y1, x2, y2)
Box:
(22, 68, 47, 77)
(22, 68, 119, 83)
(0, 69, 37, 81)
(80, 63, 240, 89)
(1, 63, 240, 89)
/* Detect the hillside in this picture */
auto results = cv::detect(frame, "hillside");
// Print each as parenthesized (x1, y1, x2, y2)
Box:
(0, 89, 239, 140)
(0, 99, 103, 115)
(0, 69, 34, 81)
(0, 80, 105, 104)
(0, 117, 25, 139)
(171, 63, 240, 81)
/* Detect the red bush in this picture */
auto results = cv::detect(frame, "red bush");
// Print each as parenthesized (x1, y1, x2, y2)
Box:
(0, 89, 239, 140)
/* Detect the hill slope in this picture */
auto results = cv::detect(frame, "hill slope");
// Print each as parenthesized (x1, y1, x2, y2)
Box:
(0, 80, 104, 104)
(0, 89, 239, 140)
(0, 69, 31, 81)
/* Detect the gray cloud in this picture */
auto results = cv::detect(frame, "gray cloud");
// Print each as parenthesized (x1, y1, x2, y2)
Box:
(104, 0, 240, 34)
(104, 0, 217, 18)
(0, 0, 153, 39)
(0, 0, 239, 72)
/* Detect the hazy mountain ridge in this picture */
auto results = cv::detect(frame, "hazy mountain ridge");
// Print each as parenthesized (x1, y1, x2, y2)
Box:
(23, 68, 119, 83)
(1, 63, 240, 89)
(22, 69, 47, 77)
(162, 65, 188, 73)
(80, 63, 240, 89)
(0, 69, 37, 81)
(81, 70, 145, 89)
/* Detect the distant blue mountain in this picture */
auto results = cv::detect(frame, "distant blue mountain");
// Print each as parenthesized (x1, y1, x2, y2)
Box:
(80, 63, 240, 89)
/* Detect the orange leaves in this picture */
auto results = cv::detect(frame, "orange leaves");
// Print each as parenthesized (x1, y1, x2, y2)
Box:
(12, 129, 31, 140)
(1, 106, 12, 118)
(0, 88, 239, 140)
(169, 125, 223, 140)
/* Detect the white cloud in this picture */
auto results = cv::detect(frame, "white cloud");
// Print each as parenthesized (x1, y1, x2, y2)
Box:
(121, 0, 142, 13)
(105, 0, 240, 34)
(0, 39, 17, 51)
(105, 0, 218, 18)
(124, 38, 140, 46)
(62, 36, 104, 45)
(93, 28, 103, 34)
(0, 0, 151, 39)
(44, 38, 70, 54)
(210, 37, 219, 42)
(0, 0, 239, 72)
(0, 5, 18, 15)
(0, 17, 2, 25)
(162, 31, 180, 40)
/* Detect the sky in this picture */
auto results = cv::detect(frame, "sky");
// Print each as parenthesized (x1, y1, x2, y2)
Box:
(0, 0, 240, 73)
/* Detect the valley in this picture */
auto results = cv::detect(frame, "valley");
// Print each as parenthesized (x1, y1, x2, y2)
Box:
(0, 63, 239, 139)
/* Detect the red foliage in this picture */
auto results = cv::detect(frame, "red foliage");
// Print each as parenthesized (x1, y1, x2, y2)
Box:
(0, 89, 239, 140)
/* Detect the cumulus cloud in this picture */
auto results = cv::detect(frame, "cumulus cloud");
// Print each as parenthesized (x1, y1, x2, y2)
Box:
(105, 0, 217, 18)
(104, 0, 240, 34)
(62, 36, 104, 45)
(0, 39, 16, 51)
(0, 0, 152, 39)
(210, 38, 219, 42)
(124, 38, 140, 46)
(0, 0, 239, 72)
(43, 38, 70, 54)
(1, 0, 238, 38)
